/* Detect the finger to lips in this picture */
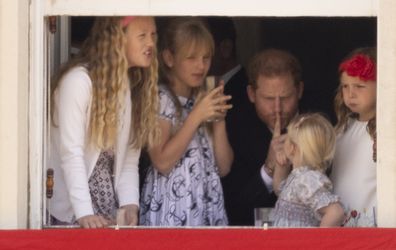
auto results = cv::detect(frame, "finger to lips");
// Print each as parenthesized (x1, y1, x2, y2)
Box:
(273, 112, 281, 138)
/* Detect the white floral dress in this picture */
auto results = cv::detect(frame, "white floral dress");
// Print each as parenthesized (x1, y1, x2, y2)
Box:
(139, 85, 228, 226)
(272, 166, 341, 227)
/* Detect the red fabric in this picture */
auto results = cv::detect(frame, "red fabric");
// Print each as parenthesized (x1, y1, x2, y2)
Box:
(1, 228, 396, 250)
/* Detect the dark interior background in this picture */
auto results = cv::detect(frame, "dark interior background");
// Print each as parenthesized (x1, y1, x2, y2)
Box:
(71, 16, 376, 122)
(257, 17, 376, 122)
(70, 16, 376, 191)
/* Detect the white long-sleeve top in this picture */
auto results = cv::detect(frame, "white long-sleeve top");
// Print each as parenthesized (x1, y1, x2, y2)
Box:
(49, 66, 140, 222)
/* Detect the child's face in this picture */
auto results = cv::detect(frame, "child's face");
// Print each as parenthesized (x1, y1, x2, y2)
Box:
(124, 17, 157, 68)
(340, 72, 376, 121)
(168, 45, 211, 89)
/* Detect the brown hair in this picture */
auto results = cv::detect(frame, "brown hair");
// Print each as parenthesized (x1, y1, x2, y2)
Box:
(247, 48, 302, 89)
(51, 16, 160, 149)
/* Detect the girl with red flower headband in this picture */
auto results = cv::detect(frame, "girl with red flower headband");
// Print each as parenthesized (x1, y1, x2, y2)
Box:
(49, 16, 160, 228)
(330, 47, 377, 227)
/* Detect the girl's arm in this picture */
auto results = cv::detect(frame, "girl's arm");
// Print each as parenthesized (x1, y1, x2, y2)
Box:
(149, 114, 201, 175)
(58, 68, 108, 228)
(270, 113, 291, 195)
(272, 156, 291, 196)
(319, 202, 345, 227)
(149, 86, 231, 175)
(117, 143, 141, 226)
(212, 120, 233, 177)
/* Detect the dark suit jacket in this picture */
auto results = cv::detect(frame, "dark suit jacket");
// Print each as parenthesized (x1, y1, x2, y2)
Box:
(222, 67, 277, 226)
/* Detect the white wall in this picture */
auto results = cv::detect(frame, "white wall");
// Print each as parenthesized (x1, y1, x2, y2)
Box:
(0, 0, 29, 229)
(377, 0, 396, 227)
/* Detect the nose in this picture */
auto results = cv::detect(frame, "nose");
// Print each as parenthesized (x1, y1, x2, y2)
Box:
(274, 96, 281, 114)
(147, 35, 155, 47)
(197, 57, 206, 70)
(347, 86, 356, 98)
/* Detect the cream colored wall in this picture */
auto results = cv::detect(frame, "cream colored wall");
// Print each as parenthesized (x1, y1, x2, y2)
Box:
(377, 0, 396, 227)
(0, 0, 29, 229)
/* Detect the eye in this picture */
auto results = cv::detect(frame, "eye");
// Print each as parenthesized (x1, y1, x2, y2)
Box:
(280, 95, 292, 101)
(264, 97, 275, 101)
(151, 32, 157, 40)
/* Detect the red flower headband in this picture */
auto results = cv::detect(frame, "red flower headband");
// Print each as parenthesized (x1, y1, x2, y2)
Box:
(339, 54, 376, 82)
(121, 16, 136, 27)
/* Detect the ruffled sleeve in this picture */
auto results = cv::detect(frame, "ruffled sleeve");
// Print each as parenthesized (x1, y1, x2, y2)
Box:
(296, 170, 340, 220)
(158, 86, 176, 122)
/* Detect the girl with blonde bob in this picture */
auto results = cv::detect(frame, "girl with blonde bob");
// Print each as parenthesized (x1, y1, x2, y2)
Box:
(272, 113, 344, 227)
(49, 16, 160, 228)
(139, 17, 233, 226)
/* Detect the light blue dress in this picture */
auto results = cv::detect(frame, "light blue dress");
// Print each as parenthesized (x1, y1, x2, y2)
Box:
(272, 166, 341, 227)
(139, 85, 228, 226)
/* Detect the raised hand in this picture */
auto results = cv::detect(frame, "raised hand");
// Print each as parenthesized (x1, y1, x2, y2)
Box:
(274, 113, 288, 166)
(191, 85, 232, 124)
(264, 112, 288, 176)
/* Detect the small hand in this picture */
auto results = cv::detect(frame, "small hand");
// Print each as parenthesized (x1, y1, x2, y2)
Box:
(77, 214, 109, 229)
(120, 204, 139, 226)
(265, 113, 288, 175)
(192, 85, 232, 123)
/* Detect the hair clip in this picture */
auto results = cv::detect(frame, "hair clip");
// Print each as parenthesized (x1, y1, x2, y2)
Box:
(294, 116, 307, 129)
(121, 16, 136, 27)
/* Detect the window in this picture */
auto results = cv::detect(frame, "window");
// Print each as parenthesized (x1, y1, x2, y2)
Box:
(29, 0, 396, 228)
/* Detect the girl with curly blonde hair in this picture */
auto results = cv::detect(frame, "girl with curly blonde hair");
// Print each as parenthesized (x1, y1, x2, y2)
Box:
(49, 16, 160, 228)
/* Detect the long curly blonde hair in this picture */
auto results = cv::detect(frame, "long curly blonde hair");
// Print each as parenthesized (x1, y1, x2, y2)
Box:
(51, 16, 160, 150)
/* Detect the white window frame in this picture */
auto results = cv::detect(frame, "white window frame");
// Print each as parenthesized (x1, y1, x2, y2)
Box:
(29, 0, 396, 228)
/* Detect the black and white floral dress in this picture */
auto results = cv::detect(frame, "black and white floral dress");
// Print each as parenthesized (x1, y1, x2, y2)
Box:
(139, 85, 228, 226)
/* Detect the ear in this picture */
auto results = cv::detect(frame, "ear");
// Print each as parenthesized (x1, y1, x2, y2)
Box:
(162, 49, 174, 68)
(297, 81, 304, 100)
(288, 140, 298, 158)
(247, 85, 256, 104)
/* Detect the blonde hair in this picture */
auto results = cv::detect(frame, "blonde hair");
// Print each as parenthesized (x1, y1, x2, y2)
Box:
(334, 47, 376, 161)
(159, 17, 214, 122)
(287, 113, 336, 171)
(51, 16, 160, 150)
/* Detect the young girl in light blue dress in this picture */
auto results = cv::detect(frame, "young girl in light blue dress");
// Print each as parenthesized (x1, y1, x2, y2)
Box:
(272, 113, 344, 227)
